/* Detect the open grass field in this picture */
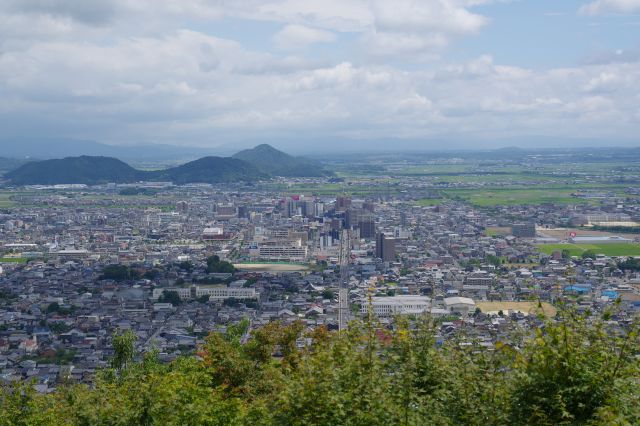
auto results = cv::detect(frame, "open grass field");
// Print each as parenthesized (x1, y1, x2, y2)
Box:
(444, 188, 588, 206)
(0, 257, 27, 263)
(0, 194, 15, 208)
(537, 243, 640, 257)
(484, 227, 511, 237)
(414, 198, 444, 207)
(537, 228, 640, 240)
(476, 301, 557, 317)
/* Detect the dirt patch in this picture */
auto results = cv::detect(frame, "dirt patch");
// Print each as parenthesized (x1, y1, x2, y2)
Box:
(477, 301, 557, 317)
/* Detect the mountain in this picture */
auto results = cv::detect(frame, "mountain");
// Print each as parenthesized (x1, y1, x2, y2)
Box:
(5, 156, 143, 185)
(5, 155, 267, 185)
(5, 144, 330, 185)
(0, 158, 28, 176)
(150, 156, 268, 184)
(232, 144, 332, 177)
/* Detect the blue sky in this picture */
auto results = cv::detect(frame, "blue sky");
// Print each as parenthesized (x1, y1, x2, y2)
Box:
(0, 0, 639, 150)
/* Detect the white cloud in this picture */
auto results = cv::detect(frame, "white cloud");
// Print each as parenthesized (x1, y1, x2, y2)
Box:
(0, 1, 637, 146)
(372, 0, 487, 35)
(579, 0, 640, 15)
(0, 1, 492, 59)
(272, 24, 336, 50)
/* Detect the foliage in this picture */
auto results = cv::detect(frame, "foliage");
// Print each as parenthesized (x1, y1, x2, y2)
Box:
(321, 289, 335, 300)
(143, 268, 162, 279)
(46, 302, 75, 316)
(26, 349, 77, 365)
(46, 321, 73, 334)
(177, 261, 194, 272)
(581, 249, 597, 260)
(100, 264, 141, 281)
(618, 257, 640, 271)
(1, 312, 638, 425)
(119, 187, 158, 196)
(223, 298, 258, 309)
(206, 255, 236, 274)
(158, 290, 182, 306)
(111, 329, 137, 371)
(591, 225, 640, 234)
(197, 295, 211, 303)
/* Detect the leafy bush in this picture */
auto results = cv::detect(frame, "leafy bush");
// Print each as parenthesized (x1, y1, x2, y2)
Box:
(1, 311, 638, 425)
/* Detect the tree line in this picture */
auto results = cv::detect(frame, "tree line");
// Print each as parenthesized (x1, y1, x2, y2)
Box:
(1, 308, 638, 425)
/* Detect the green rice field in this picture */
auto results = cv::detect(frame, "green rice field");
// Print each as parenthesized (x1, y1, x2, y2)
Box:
(537, 243, 640, 257)
(444, 188, 589, 206)
(0, 257, 28, 263)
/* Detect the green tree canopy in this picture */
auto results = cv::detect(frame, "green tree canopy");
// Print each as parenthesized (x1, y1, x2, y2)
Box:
(1, 311, 638, 425)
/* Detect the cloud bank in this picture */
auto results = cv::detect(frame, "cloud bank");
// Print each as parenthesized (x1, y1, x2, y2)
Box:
(0, 0, 638, 147)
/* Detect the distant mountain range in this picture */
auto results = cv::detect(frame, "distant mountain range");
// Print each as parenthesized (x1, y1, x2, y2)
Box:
(0, 139, 225, 161)
(4, 145, 329, 185)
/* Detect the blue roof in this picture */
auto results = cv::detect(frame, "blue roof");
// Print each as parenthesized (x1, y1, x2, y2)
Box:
(565, 285, 589, 293)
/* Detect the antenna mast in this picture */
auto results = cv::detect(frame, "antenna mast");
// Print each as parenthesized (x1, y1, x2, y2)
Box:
(338, 229, 351, 331)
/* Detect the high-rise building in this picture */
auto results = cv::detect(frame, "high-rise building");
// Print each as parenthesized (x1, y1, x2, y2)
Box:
(358, 217, 376, 239)
(336, 196, 351, 212)
(345, 208, 365, 229)
(376, 232, 396, 262)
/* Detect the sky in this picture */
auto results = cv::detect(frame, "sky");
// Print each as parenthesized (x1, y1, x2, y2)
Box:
(1, 0, 640, 150)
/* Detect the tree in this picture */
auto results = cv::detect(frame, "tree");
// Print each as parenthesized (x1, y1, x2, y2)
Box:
(111, 329, 136, 371)
(321, 289, 335, 300)
(618, 257, 640, 271)
(582, 249, 597, 260)
(101, 264, 141, 281)
(487, 254, 502, 267)
(1, 310, 638, 425)
(46, 302, 61, 313)
(509, 310, 640, 424)
(206, 255, 236, 274)
(158, 290, 182, 306)
(177, 261, 193, 272)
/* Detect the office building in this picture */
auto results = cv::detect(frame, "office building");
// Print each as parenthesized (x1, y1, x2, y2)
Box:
(376, 232, 396, 262)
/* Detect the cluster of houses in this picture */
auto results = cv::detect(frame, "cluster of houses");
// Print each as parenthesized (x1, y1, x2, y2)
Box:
(0, 183, 639, 392)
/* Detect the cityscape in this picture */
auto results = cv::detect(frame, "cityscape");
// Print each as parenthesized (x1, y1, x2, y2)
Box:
(1, 145, 639, 391)
(1, 0, 639, 424)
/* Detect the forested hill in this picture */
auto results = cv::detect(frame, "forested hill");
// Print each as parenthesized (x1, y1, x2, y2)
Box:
(1, 313, 638, 425)
(5, 144, 324, 185)
(5, 156, 143, 185)
(232, 144, 333, 177)
(148, 156, 268, 184)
